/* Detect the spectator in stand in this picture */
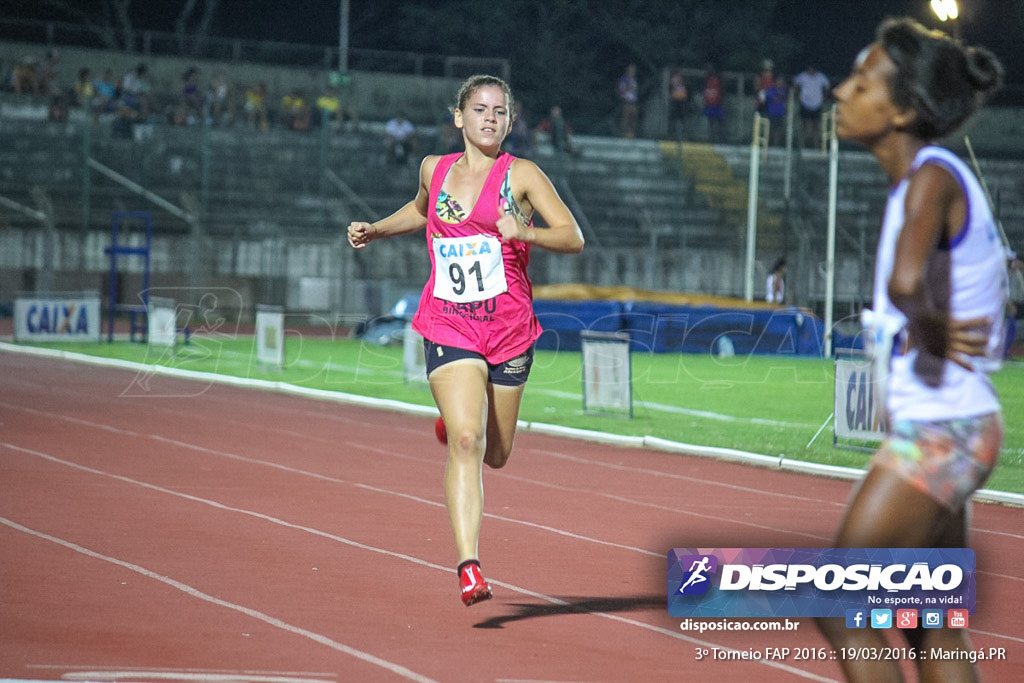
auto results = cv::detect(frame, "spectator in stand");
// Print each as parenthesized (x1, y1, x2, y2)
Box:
(667, 70, 689, 142)
(11, 56, 39, 96)
(93, 68, 118, 114)
(617, 63, 639, 138)
(316, 84, 347, 131)
(112, 63, 152, 138)
(702, 63, 725, 143)
(207, 71, 230, 126)
(440, 110, 463, 153)
(384, 111, 418, 165)
(178, 66, 204, 125)
(766, 257, 786, 303)
(503, 100, 533, 158)
(535, 105, 578, 156)
(765, 75, 788, 146)
(316, 85, 341, 130)
(281, 89, 311, 131)
(48, 86, 70, 122)
(73, 67, 96, 112)
(1006, 255, 1023, 359)
(754, 59, 774, 115)
(35, 50, 60, 98)
(120, 63, 152, 120)
(792, 64, 831, 149)
(244, 81, 269, 131)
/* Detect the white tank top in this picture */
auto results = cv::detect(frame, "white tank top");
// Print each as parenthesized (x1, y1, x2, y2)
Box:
(872, 145, 1007, 422)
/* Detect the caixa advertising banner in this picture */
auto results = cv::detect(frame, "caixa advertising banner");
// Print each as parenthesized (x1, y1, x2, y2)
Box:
(668, 548, 975, 618)
(14, 292, 101, 343)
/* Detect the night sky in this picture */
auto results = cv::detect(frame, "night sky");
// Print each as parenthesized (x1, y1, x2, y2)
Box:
(7, 0, 1022, 87)
(206, 1, 1022, 86)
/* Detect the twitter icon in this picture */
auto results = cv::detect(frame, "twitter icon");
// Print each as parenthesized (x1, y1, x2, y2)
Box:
(870, 609, 893, 628)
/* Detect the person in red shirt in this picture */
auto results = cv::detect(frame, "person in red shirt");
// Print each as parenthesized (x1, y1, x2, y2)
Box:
(702, 63, 724, 142)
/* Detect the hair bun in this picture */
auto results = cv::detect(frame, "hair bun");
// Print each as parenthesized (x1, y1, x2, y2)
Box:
(964, 46, 1004, 95)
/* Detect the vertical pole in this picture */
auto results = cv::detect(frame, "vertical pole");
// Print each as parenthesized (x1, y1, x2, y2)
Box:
(107, 214, 120, 343)
(744, 114, 766, 302)
(200, 110, 211, 218)
(81, 119, 92, 237)
(783, 88, 795, 202)
(824, 107, 839, 357)
(338, 0, 350, 72)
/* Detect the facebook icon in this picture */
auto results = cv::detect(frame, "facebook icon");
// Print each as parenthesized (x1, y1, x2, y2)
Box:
(846, 609, 866, 629)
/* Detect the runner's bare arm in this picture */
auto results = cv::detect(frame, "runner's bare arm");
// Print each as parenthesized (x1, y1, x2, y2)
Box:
(496, 159, 584, 254)
(347, 156, 440, 248)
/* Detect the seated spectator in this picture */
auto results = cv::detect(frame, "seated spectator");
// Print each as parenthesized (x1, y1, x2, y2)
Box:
(37, 50, 61, 97)
(179, 66, 204, 125)
(535, 105, 578, 156)
(384, 112, 418, 165)
(93, 68, 118, 114)
(244, 81, 269, 131)
(503, 101, 533, 158)
(48, 87, 70, 122)
(207, 71, 230, 126)
(11, 56, 39, 95)
(112, 97, 143, 138)
(281, 89, 311, 131)
(119, 63, 152, 120)
(316, 85, 342, 130)
(440, 111, 463, 153)
(73, 67, 96, 110)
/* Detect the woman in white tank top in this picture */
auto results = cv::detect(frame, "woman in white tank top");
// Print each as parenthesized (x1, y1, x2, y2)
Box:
(818, 17, 1005, 683)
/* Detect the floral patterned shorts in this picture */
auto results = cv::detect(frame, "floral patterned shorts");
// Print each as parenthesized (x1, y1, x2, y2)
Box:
(873, 413, 1004, 511)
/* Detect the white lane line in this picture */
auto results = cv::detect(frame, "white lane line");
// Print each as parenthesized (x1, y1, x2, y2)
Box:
(2, 397, 1020, 552)
(962, 628, 1024, 644)
(0, 452, 837, 682)
(149, 434, 663, 557)
(3, 343, 1019, 508)
(23, 665, 337, 682)
(532, 388, 817, 428)
(183, 349, 814, 429)
(0, 517, 438, 683)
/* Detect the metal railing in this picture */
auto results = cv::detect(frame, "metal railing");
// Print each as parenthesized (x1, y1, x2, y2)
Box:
(0, 17, 509, 80)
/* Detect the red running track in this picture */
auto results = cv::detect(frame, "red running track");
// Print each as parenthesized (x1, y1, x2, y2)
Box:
(1, 348, 1021, 683)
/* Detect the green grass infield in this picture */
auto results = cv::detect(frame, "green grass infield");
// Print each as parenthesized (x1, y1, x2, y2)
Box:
(9, 333, 1023, 497)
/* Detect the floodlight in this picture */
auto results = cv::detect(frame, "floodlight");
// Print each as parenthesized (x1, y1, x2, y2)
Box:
(930, 0, 959, 21)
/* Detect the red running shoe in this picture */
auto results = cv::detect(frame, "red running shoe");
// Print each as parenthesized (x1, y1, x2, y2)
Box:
(458, 560, 492, 607)
(434, 416, 448, 444)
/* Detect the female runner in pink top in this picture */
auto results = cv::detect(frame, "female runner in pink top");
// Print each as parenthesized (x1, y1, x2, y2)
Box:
(347, 75, 584, 606)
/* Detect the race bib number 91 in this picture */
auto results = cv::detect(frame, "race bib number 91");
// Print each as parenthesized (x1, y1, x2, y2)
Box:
(432, 235, 508, 303)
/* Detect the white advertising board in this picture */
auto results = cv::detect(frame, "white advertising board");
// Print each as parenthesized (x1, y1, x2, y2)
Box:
(14, 292, 102, 343)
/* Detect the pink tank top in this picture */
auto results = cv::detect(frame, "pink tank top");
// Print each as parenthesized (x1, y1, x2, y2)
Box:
(411, 152, 540, 363)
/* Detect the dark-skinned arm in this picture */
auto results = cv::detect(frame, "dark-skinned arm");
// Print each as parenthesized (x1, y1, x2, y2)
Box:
(890, 163, 990, 376)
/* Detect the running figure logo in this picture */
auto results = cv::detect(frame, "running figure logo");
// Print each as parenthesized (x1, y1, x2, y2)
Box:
(677, 555, 717, 595)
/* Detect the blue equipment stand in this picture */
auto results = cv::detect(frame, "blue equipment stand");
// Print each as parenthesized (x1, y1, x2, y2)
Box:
(104, 211, 152, 342)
